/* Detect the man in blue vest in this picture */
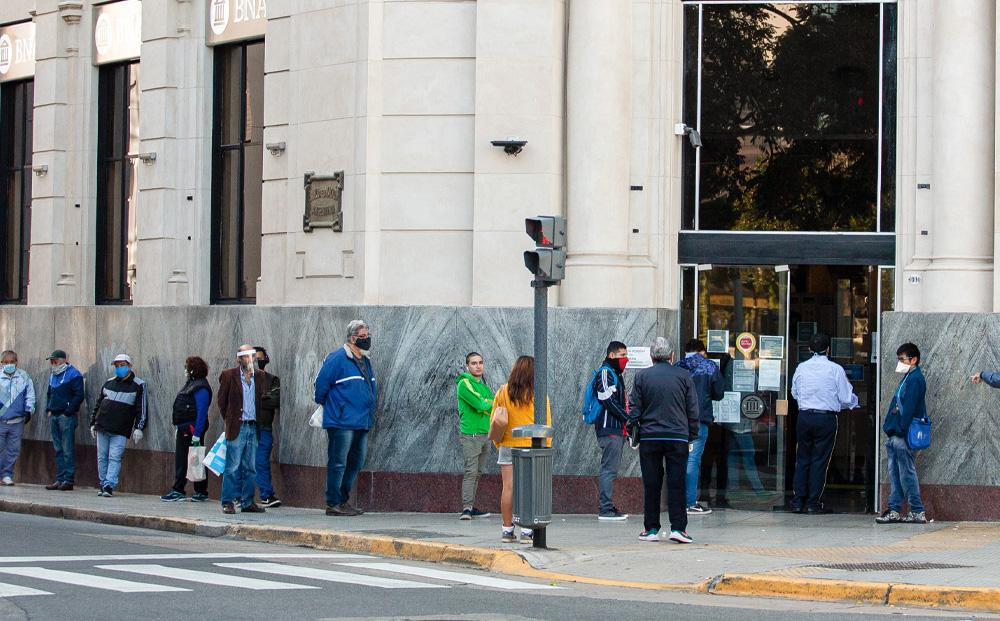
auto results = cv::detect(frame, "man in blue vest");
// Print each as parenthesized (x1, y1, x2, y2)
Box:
(0, 350, 35, 486)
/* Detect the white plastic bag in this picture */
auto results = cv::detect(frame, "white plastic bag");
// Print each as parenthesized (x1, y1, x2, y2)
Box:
(202, 433, 227, 476)
(308, 406, 324, 429)
(187, 445, 207, 482)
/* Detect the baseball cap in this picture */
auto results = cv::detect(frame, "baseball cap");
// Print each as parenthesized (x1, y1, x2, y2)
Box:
(46, 349, 68, 360)
(113, 354, 133, 365)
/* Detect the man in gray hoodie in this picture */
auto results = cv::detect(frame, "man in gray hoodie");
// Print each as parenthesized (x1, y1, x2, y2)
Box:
(628, 337, 700, 544)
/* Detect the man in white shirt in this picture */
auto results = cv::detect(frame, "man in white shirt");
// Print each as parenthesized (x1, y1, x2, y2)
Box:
(789, 333, 859, 514)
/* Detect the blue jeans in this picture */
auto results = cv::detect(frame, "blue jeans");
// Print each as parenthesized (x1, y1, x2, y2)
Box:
(222, 423, 258, 508)
(728, 431, 765, 492)
(685, 424, 709, 506)
(886, 435, 924, 513)
(325, 428, 368, 507)
(255, 426, 275, 499)
(50, 415, 78, 484)
(0, 420, 25, 478)
(96, 430, 127, 489)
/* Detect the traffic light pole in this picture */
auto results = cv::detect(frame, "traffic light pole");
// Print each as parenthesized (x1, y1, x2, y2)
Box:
(531, 279, 548, 549)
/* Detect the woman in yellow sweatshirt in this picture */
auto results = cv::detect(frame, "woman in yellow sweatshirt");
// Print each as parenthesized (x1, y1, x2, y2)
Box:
(491, 355, 551, 544)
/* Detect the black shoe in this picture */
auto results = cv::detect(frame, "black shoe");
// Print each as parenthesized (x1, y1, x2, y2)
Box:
(222, 502, 236, 515)
(326, 504, 357, 516)
(99, 486, 113, 497)
(259, 496, 282, 508)
(788, 504, 805, 514)
(470, 507, 491, 518)
(58, 482, 74, 491)
(714, 498, 732, 509)
(190, 492, 209, 502)
(806, 506, 833, 515)
(45, 482, 62, 491)
(241, 503, 266, 513)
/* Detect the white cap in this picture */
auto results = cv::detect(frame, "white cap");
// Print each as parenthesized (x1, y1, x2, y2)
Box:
(113, 354, 132, 365)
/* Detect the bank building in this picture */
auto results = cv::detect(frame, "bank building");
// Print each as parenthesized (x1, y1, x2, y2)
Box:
(0, 0, 996, 519)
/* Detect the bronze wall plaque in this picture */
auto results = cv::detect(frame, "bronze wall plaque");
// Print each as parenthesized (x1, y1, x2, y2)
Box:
(303, 172, 344, 232)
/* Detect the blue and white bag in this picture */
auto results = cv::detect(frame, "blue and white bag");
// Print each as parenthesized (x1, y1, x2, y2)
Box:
(202, 433, 227, 476)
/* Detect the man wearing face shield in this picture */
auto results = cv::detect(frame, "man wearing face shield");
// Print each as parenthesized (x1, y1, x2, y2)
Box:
(90, 354, 147, 497)
(217, 345, 267, 515)
(315, 320, 377, 517)
(789, 333, 859, 514)
(253, 346, 281, 508)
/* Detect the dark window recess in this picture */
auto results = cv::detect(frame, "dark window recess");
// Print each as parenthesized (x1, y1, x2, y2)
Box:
(95, 62, 140, 304)
(211, 41, 264, 303)
(0, 79, 33, 304)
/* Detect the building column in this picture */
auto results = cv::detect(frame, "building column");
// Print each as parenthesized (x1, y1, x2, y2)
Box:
(561, 0, 631, 308)
(923, 0, 995, 311)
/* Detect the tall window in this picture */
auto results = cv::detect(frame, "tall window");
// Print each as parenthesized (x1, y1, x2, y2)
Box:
(682, 2, 896, 232)
(212, 41, 264, 303)
(0, 80, 33, 304)
(96, 61, 140, 303)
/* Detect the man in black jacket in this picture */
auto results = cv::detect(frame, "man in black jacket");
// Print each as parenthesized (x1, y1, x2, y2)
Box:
(254, 346, 282, 507)
(628, 337, 700, 544)
(90, 354, 147, 497)
(594, 341, 629, 521)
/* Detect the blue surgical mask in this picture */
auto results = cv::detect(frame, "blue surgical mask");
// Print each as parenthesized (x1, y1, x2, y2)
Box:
(114, 365, 130, 379)
(2, 364, 15, 375)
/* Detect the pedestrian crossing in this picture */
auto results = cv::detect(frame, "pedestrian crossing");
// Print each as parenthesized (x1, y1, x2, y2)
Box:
(0, 554, 560, 597)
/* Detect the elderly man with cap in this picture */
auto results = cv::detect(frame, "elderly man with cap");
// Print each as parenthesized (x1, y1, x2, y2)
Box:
(217, 344, 267, 515)
(789, 333, 859, 514)
(0, 350, 35, 485)
(44, 349, 85, 491)
(90, 354, 147, 497)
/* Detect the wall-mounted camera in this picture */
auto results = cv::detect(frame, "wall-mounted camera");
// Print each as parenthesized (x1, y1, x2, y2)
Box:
(491, 138, 528, 156)
(673, 123, 702, 149)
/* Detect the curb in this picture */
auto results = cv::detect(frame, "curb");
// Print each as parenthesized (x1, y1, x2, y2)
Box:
(3, 497, 1000, 612)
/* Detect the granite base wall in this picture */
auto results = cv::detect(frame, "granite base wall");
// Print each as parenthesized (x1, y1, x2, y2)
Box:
(1, 305, 673, 513)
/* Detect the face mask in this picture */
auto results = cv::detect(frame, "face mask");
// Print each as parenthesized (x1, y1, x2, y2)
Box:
(355, 336, 372, 351)
(114, 365, 130, 379)
(2, 364, 15, 375)
(895, 361, 911, 374)
(617, 357, 629, 372)
(50, 363, 67, 376)
(256, 359, 268, 371)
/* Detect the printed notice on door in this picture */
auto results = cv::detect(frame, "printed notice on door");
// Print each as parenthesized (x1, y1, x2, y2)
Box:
(713, 391, 742, 424)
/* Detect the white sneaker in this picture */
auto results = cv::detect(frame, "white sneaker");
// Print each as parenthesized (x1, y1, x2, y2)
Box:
(1, 476, 12, 486)
(668, 530, 694, 544)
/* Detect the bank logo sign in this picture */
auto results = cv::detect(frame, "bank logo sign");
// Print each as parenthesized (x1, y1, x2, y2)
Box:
(206, 0, 267, 45)
(92, 0, 142, 66)
(0, 22, 35, 82)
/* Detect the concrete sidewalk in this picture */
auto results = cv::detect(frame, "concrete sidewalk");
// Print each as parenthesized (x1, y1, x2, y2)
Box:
(4, 484, 1000, 613)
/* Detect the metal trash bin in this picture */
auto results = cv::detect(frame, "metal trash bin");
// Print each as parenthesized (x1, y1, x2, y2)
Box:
(511, 424, 554, 529)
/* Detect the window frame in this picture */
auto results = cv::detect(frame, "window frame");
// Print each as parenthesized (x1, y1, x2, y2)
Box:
(0, 78, 33, 304)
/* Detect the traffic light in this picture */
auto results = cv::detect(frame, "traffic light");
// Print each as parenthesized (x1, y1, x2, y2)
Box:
(524, 216, 566, 283)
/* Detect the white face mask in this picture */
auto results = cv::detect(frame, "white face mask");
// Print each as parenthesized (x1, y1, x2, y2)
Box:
(895, 361, 912, 374)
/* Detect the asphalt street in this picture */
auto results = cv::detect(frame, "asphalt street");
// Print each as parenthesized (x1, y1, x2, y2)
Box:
(0, 513, 995, 621)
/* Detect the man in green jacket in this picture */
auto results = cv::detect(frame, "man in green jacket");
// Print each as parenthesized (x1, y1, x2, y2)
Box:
(456, 352, 494, 520)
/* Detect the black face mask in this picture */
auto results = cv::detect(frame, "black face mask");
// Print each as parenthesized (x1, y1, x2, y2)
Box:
(355, 336, 372, 351)
(256, 359, 268, 370)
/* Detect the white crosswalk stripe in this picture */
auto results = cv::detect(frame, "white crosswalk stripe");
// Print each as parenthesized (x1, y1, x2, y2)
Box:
(0, 553, 371, 564)
(0, 567, 189, 592)
(215, 562, 446, 589)
(337, 562, 561, 590)
(96, 564, 320, 590)
(0, 580, 52, 597)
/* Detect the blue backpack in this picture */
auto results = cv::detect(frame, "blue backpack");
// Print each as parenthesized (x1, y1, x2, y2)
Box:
(582, 365, 615, 424)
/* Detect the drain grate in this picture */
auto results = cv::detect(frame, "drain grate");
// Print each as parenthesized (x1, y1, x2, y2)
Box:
(815, 561, 972, 572)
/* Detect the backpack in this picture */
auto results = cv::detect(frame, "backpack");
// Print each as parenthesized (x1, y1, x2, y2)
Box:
(582, 365, 615, 424)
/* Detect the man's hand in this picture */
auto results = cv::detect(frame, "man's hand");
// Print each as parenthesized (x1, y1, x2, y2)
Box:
(90, 426, 97, 440)
(971, 372, 983, 385)
(132, 429, 143, 442)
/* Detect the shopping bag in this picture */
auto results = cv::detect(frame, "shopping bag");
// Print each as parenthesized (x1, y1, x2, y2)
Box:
(907, 415, 932, 451)
(186, 445, 207, 482)
(309, 406, 324, 428)
(202, 433, 227, 476)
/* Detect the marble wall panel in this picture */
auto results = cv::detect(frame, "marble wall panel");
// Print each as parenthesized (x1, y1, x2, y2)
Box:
(10, 307, 55, 442)
(51, 307, 99, 447)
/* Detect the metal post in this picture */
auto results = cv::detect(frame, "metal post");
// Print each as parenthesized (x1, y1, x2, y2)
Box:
(532, 279, 548, 549)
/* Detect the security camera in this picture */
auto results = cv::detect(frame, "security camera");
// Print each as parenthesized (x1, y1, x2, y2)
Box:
(673, 123, 702, 149)
(491, 139, 528, 156)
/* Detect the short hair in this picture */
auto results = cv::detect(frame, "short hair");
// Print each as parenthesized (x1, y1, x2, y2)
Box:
(0, 350, 16, 362)
(684, 339, 706, 354)
(809, 333, 831, 354)
(346, 319, 369, 341)
(465, 352, 482, 364)
(650, 337, 673, 362)
(254, 346, 269, 358)
(185, 356, 209, 380)
(896, 342, 921, 363)
(606, 341, 627, 356)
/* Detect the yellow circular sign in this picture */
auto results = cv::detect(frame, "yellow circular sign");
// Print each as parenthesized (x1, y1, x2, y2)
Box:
(736, 332, 756, 356)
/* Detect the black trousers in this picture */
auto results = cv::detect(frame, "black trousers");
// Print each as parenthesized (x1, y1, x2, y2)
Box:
(699, 423, 729, 501)
(173, 425, 208, 495)
(639, 441, 688, 533)
(792, 412, 838, 510)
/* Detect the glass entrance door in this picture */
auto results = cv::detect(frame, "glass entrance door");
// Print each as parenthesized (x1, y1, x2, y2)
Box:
(681, 265, 790, 510)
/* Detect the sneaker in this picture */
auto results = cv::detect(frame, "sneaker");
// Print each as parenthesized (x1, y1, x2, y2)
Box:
(99, 486, 113, 497)
(875, 510, 903, 524)
(259, 496, 282, 508)
(190, 492, 208, 502)
(460, 509, 473, 520)
(598, 510, 628, 521)
(639, 528, 661, 541)
(45, 481, 62, 490)
(903, 511, 927, 524)
(344, 502, 365, 515)
(160, 490, 186, 502)
(669, 530, 694, 544)
(470, 508, 491, 518)
(241, 503, 266, 513)
(222, 502, 237, 515)
(326, 503, 360, 517)
(501, 528, 516, 543)
(58, 482, 74, 491)
(1, 476, 13, 486)
(519, 529, 533, 545)
(687, 503, 712, 515)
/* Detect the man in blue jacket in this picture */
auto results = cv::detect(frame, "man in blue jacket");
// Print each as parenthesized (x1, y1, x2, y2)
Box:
(676, 339, 725, 515)
(315, 319, 377, 517)
(44, 349, 85, 491)
(876, 342, 927, 524)
(0, 350, 35, 486)
(593, 340, 629, 522)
